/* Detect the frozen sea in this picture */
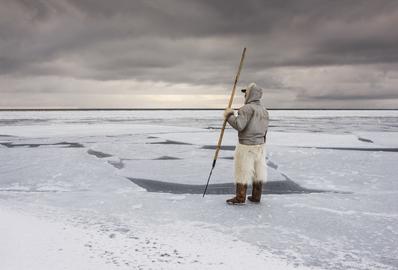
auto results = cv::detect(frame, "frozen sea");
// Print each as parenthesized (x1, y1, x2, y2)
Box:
(0, 110, 397, 270)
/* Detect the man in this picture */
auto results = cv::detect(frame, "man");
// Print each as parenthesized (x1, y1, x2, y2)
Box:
(224, 83, 269, 204)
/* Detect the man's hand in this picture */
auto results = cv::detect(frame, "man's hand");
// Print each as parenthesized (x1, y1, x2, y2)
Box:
(224, 108, 234, 119)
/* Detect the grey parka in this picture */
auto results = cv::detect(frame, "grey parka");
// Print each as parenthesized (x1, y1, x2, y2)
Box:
(226, 83, 269, 145)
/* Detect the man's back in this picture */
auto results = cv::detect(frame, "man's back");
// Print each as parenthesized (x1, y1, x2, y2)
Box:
(226, 83, 269, 145)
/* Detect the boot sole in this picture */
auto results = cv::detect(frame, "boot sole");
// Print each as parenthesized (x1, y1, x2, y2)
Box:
(226, 201, 246, 205)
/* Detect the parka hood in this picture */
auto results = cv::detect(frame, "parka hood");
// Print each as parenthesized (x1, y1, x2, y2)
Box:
(244, 83, 262, 104)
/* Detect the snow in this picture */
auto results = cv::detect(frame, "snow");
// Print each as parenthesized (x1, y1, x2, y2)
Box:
(0, 207, 117, 270)
(1, 110, 397, 270)
(1, 207, 309, 270)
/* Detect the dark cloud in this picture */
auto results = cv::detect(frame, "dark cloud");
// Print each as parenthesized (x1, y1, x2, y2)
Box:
(0, 0, 398, 107)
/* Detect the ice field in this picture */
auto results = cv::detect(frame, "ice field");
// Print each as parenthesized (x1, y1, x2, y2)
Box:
(0, 110, 397, 269)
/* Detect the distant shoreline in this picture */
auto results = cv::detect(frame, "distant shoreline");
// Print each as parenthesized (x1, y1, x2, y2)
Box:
(0, 108, 397, 111)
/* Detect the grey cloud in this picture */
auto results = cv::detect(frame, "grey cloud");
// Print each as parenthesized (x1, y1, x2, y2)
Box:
(307, 93, 398, 101)
(1, 0, 398, 107)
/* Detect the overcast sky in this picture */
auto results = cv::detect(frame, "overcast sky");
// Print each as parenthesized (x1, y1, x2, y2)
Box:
(1, 0, 398, 108)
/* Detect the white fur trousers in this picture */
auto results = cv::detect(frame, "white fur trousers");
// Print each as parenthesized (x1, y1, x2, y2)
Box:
(234, 143, 267, 184)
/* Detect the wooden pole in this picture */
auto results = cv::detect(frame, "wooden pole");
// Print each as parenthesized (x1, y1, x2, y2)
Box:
(203, 47, 246, 197)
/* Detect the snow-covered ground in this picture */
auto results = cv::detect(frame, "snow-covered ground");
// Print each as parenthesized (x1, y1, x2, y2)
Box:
(0, 110, 397, 270)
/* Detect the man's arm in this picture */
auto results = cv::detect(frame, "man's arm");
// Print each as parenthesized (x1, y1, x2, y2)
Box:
(225, 105, 253, 131)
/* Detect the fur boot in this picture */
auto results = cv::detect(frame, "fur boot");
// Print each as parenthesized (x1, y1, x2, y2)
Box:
(248, 181, 263, 203)
(226, 183, 247, 204)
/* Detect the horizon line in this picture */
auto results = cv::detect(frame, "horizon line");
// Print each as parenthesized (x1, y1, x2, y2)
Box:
(0, 108, 397, 111)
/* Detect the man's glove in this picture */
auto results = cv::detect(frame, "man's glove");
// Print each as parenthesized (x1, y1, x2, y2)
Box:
(224, 108, 234, 119)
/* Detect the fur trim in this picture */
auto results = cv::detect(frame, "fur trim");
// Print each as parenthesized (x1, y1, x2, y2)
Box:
(234, 143, 267, 184)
